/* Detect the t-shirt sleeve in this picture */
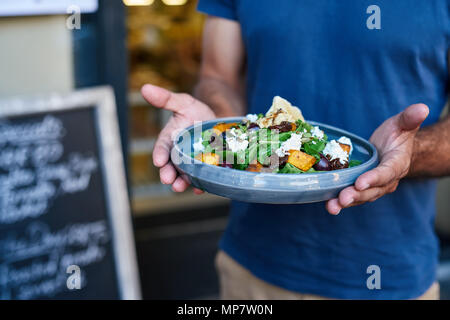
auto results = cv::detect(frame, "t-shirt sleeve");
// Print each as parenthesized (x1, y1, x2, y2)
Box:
(197, 0, 237, 21)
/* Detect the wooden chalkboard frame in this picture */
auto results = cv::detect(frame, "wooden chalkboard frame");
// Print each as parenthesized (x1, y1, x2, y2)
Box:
(0, 86, 141, 300)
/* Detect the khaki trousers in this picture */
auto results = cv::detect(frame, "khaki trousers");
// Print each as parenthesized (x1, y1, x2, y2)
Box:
(216, 251, 440, 300)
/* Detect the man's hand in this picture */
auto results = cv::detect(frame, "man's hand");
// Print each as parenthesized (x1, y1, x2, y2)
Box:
(141, 84, 216, 193)
(326, 103, 430, 215)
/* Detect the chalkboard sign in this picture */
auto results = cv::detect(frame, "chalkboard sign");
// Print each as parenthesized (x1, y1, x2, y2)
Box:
(0, 87, 141, 300)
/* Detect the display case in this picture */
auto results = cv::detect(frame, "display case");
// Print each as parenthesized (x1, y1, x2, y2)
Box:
(126, 0, 229, 215)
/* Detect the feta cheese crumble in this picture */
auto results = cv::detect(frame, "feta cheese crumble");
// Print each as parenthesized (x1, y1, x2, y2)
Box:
(193, 137, 205, 152)
(323, 140, 349, 164)
(337, 136, 353, 155)
(226, 128, 249, 152)
(246, 114, 258, 123)
(227, 138, 249, 152)
(311, 126, 324, 140)
(275, 133, 303, 157)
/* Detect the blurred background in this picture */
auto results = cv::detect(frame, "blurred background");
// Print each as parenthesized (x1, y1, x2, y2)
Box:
(0, 0, 449, 299)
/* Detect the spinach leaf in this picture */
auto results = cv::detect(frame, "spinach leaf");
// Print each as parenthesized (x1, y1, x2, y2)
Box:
(201, 129, 214, 142)
(248, 141, 258, 164)
(349, 160, 361, 167)
(278, 132, 292, 142)
(257, 143, 272, 165)
(238, 123, 248, 133)
(233, 163, 249, 170)
(302, 139, 326, 161)
(278, 163, 304, 174)
(295, 120, 312, 133)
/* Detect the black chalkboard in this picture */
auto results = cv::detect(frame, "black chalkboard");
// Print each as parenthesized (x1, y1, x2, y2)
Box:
(0, 88, 140, 300)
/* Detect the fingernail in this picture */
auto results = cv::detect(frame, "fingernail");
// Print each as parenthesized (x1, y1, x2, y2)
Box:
(332, 208, 341, 215)
(343, 198, 354, 207)
(359, 183, 370, 191)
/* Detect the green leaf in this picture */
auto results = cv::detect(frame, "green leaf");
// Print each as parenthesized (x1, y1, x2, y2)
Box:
(295, 120, 312, 133)
(278, 132, 292, 142)
(215, 150, 235, 164)
(278, 163, 304, 174)
(238, 123, 248, 133)
(248, 142, 258, 164)
(349, 160, 361, 167)
(236, 149, 247, 165)
(302, 139, 326, 161)
(201, 129, 214, 142)
(257, 143, 271, 165)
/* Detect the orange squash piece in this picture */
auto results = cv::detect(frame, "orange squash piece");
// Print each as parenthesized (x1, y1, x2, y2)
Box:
(246, 161, 263, 172)
(213, 122, 239, 135)
(287, 150, 316, 171)
(195, 152, 220, 166)
(338, 143, 351, 155)
(290, 123, 297, 131)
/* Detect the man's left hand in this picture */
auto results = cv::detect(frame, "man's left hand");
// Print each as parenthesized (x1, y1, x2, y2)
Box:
(326, 103, 429, 215)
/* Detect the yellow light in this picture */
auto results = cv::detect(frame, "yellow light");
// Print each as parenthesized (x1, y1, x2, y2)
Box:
(123, 0, 154, 6)
(161, 0, 188, 6)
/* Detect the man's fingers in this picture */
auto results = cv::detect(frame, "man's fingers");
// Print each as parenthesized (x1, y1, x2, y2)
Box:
(172, 176, 190, 192)
(141, 84, 194, 114)
(153, 123, 179, 167)
(153, 140, 171, 168)
(326, 198, 342, 215)
(159, 163, 177, 185)
(193, 188, 204, 195)
(338, 186, 386, 208)
(354, 163, 397, 191)
(397, 103, 429, 131)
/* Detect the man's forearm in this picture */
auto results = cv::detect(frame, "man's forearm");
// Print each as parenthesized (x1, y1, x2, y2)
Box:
(409, 113, 450, 178)
(194, 76, 245, 117)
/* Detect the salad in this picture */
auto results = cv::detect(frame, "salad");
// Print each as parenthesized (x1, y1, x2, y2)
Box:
(193, 96, 360, 173)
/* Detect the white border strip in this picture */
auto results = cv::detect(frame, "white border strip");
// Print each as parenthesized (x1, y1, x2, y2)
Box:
(0, 0, 98, 17)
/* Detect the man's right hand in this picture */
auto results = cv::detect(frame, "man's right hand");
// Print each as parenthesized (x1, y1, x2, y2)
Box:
(141, 84, 216, 193)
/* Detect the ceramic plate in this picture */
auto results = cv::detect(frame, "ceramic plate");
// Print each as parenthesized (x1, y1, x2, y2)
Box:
(171, 117, 378, 204)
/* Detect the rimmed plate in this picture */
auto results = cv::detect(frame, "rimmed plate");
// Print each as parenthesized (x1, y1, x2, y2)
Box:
(171, 117, 378, 204)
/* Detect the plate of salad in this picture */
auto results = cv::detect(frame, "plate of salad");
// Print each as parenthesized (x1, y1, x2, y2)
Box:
(171, 96, 378, 204)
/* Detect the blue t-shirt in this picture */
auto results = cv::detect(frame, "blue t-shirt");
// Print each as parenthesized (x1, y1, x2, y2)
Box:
(198, 0, 450, 299)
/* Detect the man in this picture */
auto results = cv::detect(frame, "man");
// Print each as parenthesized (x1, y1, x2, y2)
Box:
(142, 1, 450, 299)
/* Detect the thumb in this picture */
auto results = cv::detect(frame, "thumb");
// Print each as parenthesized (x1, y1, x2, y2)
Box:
(141, 84, 187, 113)
(397, 103, 429, 131)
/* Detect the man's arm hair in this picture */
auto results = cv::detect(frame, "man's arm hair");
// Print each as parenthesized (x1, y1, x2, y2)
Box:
(408, 51, 450, 178)
(194, 16, 246, 117)
(409, 112, 450, 178)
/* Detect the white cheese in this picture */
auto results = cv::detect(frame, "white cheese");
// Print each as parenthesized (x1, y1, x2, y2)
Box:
(275, 133, 303, 157)
(193, 137, 205, 152)
(226, 128, 249, 152)
(311, 126, 324, 140)
(246, 114, 258, 123)
(228, 128, 248, 140)
(226, 137, 249, 152)
(337, 136, 353, 155)
(323, 140, 349, 164)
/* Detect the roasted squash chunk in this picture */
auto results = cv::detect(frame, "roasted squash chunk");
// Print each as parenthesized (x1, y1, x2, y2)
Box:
(246, 161, 263, 172)
(213, 122, 238, 135)
(338, 143, 351, 155)
(195, 152, 220, 166)
(287, 150, 316, 171)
